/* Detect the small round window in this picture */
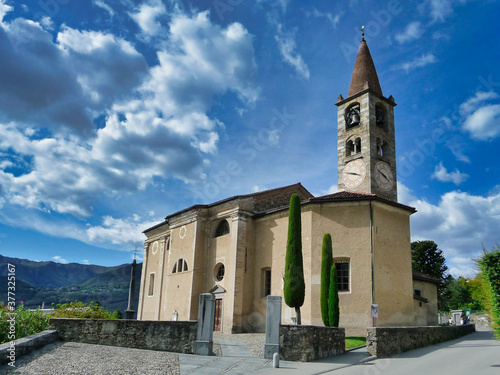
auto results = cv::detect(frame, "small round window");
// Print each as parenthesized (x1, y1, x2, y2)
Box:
(215, 263, 225, 281)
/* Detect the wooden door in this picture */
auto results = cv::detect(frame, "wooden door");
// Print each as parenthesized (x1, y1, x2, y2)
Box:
(214, 299, 222, 331)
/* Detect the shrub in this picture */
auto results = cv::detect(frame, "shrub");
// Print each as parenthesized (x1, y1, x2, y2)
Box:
(477, 246, 500, 338)
(0, 302, 50, 344)
(49, 300, 119, 319)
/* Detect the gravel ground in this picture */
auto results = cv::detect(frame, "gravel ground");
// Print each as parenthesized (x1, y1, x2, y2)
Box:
(0, 333, 265, 374)
(213, 332, 265, 358)
(1, 342, 180, 375)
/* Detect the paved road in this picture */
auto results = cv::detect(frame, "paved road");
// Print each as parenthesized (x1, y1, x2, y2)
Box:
(259, 328, 499, 375)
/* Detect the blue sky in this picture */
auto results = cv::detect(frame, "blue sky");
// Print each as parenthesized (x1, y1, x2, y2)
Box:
(0, 0, 499, 277)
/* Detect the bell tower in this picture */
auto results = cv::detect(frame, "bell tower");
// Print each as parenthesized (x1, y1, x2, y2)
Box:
(336, 37, 398, 202)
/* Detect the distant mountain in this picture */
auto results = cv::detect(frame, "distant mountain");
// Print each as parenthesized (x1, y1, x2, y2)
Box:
(0, 254, 123, 288)
(0, 254, 142, 314)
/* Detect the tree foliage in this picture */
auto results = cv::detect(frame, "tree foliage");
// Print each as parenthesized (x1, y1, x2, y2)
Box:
(320, 233, 333, 326)
(283, 194, 305, 324)
(477, 245, 500, 338)
(411, 240, 449, 310)
(411, 240, 448, 279)
(328, 264, 340, 327)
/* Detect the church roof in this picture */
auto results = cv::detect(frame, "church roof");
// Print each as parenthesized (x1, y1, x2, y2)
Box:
(347, 38, 383, 97)
(143, 182, 313, 233)
(308, 190, 416, 212)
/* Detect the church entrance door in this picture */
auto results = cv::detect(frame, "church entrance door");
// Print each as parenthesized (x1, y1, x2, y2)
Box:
(214, 298, 222, 331)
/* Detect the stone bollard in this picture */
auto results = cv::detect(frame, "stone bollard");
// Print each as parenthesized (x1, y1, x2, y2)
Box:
(195, 293, 215, 356)
(264, 295, 282, 359)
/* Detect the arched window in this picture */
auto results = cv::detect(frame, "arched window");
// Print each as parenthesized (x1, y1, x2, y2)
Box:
(346, 140, 354, 156)
(172, 258, 188, 274)
(345, 103, 361, 129)
(376, 105, 386, 128)
(377, 138, 388, 156)
(354, 137, 361, 154)
(214, 220, 230, 237)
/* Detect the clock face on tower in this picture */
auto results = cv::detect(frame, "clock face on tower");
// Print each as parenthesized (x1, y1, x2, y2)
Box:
(374, 161, 394, 191)
(342, 159, 366, 189)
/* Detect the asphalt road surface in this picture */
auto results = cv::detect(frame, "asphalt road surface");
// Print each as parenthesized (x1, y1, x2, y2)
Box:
(329, 328, 500, 375)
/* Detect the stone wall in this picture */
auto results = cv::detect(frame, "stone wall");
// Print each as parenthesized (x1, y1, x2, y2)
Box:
(0, 330, 59, 365)
(49, 319, 196, 354)
(366, 324, 475, 357)
(279, 325, 345, 362)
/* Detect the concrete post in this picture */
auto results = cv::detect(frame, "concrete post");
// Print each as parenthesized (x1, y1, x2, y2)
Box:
(264, 295, 282, 359)
(195, 293, 215, 356)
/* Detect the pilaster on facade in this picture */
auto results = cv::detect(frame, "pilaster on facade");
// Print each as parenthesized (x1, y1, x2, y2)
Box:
(137, 242, 149, 320)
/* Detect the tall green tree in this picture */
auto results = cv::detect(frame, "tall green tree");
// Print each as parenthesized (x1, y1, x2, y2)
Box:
(328, 264, 340, 327)
(320, 233, 333, 326)
(411, 240, 448, 278)
(411, 240, 449, 310)
(284, 193, 305, 325)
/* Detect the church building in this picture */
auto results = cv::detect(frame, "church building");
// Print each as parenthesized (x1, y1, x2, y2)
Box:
(137, 38, 439, 335)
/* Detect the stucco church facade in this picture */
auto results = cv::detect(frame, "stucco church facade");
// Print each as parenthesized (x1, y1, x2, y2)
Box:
(137, 38, 439, 335)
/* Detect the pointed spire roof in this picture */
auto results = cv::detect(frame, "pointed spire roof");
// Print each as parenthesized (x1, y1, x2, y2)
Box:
(347, 38, 383, 97)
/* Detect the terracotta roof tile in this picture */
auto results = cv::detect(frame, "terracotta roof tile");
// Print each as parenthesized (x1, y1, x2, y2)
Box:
(348, 39, 383, 97)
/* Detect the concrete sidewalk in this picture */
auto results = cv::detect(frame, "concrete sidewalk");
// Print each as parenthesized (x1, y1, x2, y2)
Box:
(178, 345, 371, 375)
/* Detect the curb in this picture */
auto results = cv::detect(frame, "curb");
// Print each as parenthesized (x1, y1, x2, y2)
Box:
(0, 330, 60, 365)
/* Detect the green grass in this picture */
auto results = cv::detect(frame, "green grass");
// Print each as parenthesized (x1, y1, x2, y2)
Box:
(345, 336, 365, 349)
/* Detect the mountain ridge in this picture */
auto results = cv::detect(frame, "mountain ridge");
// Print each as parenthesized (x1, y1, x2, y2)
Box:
(0, 254, 142, 313)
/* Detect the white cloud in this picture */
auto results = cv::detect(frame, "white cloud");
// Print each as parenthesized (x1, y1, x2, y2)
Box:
(129, 0, 167, 37)
(275, 24, 310, 79)
(427, 0, 454, 22)
(0, 0, 12, 23)
(395, 53, 437, 73)
(395, 22, 423, 44)
(400, 182, 500, 277)
(460, 91, 499, 115)
(0, 11, 258, 218)
(431, 162, 469, 185)
(462, 105, 500, 140)
(460, 91, 500, 140)
(39, 16, 53, 30)
(93, 0, 115, 17)
(86, 215, 160, 246)
(82, 259, 90, 265)
(305, 8, 341, 28)
(52, 255, 68, 264)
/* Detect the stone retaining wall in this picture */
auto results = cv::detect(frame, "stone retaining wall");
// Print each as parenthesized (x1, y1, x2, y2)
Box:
(49, 319, 197, 354)
(279, 325, 345, 362)
(0, 330, 59, 365)
(366, 324, 475, 357)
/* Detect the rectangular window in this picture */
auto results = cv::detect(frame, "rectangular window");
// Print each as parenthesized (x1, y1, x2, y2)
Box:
(261, 268, 271, 297)
(335, 261, 349, 292)
(148, 273, 155, 296)
(414, 289, 422, 297)
(264, 269, 271, 296)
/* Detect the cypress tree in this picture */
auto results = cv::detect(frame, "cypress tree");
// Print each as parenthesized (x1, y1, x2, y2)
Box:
(320, 233, 333, 326)
(283, 193, 305, 325)
(328, 264, 340, 327)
